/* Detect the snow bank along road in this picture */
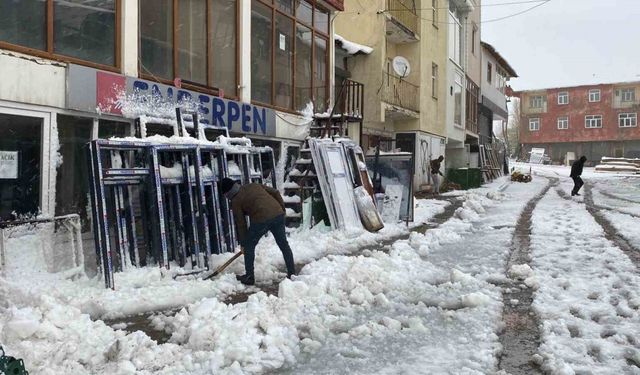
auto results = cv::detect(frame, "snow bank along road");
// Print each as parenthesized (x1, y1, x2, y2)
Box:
(1, 165, 639, 374)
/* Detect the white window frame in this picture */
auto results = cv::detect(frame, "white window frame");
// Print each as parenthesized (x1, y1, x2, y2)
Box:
(619, 113, 637, 128)
(530, 95, 543, 109)
(557, 116, 569, 129)
(588, 89, 601, 102)
(621, 88, 635, 102)
(0, 105, 55, 216)
(558, 92, 568, 105)
(585, 114, 602, 128)
(529, 118, 540, 131)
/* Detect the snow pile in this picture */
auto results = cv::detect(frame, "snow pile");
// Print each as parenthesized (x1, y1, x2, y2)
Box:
(0, 175, 555, 374)
(508, 264, 533, 279)
(334, 34, 373, 55)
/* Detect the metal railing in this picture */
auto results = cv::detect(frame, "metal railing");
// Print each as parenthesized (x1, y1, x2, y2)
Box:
(381, 71, 420, 112)
(335, 79, 365, 118)
(386, 0, 419, 37)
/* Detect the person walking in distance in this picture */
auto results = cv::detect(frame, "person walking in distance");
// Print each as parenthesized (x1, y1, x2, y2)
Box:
(220, 178, 296, 285)
(430, 155, 445, 194)
(570, 155, 587, 196)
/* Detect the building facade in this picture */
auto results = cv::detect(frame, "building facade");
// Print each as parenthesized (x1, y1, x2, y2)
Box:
(0, 0, 344, 227)
(444, 0, 481, 170)
(480, 41, 517, 145)
(334, 0, 449, 190)
(515, 81, 640, 164)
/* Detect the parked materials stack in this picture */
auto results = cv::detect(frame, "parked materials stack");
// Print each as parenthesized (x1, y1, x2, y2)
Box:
(594, 157, 640, 174)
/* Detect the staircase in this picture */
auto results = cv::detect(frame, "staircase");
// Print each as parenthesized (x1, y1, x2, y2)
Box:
(284, 79, 365, 228)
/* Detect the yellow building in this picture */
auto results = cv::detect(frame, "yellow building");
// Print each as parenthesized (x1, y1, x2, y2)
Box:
(335, 0, 449, 190)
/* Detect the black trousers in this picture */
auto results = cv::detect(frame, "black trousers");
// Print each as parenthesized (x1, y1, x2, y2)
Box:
(571, 176, 584, 195)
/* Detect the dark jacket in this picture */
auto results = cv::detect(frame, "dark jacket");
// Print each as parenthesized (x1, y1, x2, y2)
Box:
(231, 183, 285, 244)
(570, 158, 586, 178)
(430, 159, 443, 175)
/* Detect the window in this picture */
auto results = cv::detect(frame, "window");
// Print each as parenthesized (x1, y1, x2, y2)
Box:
(585, 115, 602, 128)
(252, 0, 330, 112)
(557, 116, 569, 129)
(530, 95, 544, 109)
(0, 0, 117, 69)
(529, 118, 540, 131)
(487, 62, 492, 84)
(621, 88, 636, 102)
(0, 114, 42, 220)
(496, 67, 507, 93)
(454, 73, 463, 126)
(448, 11, 462, 65)
(432, 0, 438, 27)
(56, 115, 93, 229)
(588, 89, 601, 102)
(140, 0, 239, 96)
(619, 113, 637, 128)
(431, 63, 438, 99)
(466, 79, 479, 132)
(558, 92, 569, 105)
(471, 23, 477, 55)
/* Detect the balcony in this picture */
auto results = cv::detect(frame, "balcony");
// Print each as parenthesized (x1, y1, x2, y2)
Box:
(385, 0, 420, 44)
(381, 71, 420, 119)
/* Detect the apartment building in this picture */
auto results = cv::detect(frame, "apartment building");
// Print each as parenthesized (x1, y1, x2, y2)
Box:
(480, 41, 517, 145)
(0, 0, 345, 224)
(444, 0, 482, 170)
(515, 81, 640, 164)
(334, 0, 449, 190)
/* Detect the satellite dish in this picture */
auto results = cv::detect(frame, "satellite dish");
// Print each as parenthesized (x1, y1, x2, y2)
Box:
(392, 56, 411, 78)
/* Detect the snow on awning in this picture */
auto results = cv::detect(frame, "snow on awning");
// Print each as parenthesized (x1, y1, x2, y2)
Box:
(335, 34, 373, 56)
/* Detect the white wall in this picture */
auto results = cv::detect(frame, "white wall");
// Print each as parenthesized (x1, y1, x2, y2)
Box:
(480, 49, 508, 113)
(0, 52, 66, 108)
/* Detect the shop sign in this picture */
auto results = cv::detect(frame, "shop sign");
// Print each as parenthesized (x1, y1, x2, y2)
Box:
(67, 65, 276, 137)
(0, 151, 18, 179)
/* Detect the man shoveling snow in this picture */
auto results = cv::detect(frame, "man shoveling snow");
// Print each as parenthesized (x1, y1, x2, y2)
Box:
(220, 178, 297, 285)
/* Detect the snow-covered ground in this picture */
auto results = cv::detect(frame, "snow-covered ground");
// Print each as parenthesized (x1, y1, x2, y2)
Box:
(1, 164, 638, 374)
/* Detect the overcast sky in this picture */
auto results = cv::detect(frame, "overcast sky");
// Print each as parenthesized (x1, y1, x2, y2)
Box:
(481, 0, 640, 91)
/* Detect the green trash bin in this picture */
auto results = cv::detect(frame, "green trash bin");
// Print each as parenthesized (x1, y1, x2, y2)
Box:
(446, 168, 483, 190)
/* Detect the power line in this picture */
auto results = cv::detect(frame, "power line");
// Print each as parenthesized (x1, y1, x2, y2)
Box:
(339, 0, 552, 25)
(382, 0, 552, 25)
(482, 0, 551, 23)
(385, 0, 548, 11)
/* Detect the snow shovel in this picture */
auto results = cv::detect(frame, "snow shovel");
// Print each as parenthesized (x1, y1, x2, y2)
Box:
(203, 248, 244, 280)
(173, 248, 244, 280)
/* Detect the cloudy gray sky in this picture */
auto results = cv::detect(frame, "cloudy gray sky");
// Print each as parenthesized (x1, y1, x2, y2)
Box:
(481, 0, 640, 91)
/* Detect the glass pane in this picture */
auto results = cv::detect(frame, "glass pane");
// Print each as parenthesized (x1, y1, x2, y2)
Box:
(140, 0, 173, 79)
(295, 0, 312, 25)
(276, 0, 293, 14)
(54, 0, 116, 65)
(0, 0, 46, 50)
(0, 114, 41, 221)
(295, 24, 312, 111)
(55, 115, 92, 228)
(315, 7, 329, 33)
(274, 13, 293, 109)
(454, 74, 462, 125)
(178, 0, 207, 85)
(98, 120, 129, 138)
(314, 36, 327, 112)
(211, 0, 237, 96)
(251, 0, 273, 104)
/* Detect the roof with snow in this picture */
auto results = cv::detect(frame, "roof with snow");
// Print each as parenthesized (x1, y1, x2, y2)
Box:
(335, 34, 373, 56)
(481, 41, 518, 78)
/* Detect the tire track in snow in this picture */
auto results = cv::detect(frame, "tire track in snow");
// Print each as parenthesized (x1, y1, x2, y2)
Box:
(583, 183, 640, 268)
(498, 176, 555, 375)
